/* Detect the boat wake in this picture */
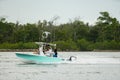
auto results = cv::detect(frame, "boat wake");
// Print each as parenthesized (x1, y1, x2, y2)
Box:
(62, 55, 120, 65)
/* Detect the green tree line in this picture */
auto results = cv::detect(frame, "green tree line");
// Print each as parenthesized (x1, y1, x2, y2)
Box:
(0, 12, 120, 51)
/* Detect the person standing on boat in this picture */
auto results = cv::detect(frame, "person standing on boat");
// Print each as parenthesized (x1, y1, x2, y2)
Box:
(43, 44, 53, 57)
(53, 48, 58, 57)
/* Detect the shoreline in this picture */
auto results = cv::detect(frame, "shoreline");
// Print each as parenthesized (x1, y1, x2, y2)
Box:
(0, 49, 35, 52)
(0, 49, 120, 52)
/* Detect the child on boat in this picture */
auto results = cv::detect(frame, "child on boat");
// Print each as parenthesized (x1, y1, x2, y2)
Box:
(33, 49, 39, 54)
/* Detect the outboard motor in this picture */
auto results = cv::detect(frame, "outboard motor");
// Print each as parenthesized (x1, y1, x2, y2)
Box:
(69, 56, 77, 61)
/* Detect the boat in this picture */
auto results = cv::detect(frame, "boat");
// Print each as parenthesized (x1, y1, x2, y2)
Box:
(15, 42, 77, 64)
(16, 53, 63, 64)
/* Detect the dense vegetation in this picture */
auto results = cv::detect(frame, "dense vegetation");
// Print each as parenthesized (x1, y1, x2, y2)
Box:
(0, 12, 120, 51)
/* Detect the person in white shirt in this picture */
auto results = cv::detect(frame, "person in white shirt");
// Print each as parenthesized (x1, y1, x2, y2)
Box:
(43, 45, 53, 57)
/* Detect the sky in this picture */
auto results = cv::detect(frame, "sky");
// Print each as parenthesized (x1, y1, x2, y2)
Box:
(0, 0, 120, 25)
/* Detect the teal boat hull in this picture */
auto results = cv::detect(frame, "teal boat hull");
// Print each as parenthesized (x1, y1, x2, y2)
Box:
(16, 53, 63, 64)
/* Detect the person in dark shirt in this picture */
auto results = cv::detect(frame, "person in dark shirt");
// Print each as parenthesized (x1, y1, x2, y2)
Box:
(53, 48, 58, 57)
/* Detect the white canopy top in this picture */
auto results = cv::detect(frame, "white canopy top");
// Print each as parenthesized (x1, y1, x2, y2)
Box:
(35, 42, 56, 47)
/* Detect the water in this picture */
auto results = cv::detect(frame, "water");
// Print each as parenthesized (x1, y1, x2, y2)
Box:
(0, 52, 120, 80)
